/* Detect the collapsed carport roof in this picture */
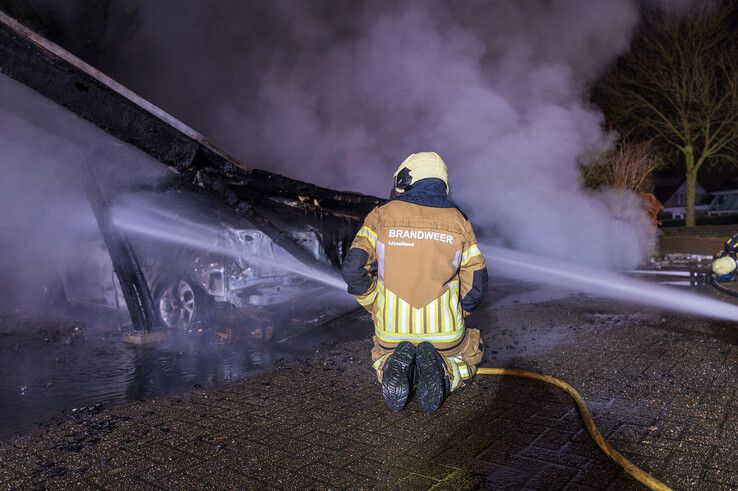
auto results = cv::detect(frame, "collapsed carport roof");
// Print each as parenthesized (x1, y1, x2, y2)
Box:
(0, 10, 383, 331)
(0, 10, 382, 216)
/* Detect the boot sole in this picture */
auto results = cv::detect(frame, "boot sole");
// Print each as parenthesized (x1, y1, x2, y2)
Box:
(381, 343, 415, 411)
(415, 343, 446, 413)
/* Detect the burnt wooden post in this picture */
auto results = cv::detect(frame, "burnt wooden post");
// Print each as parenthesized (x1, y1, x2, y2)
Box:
(84, 169, 159, 332)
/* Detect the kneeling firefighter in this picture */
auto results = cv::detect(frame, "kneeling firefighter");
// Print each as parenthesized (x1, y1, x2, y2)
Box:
(711, 232, 738, 281)
(341, 152, 488, 412)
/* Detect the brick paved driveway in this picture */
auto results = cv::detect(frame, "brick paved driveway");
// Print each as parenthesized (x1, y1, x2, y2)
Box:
(1, 291, 736, 490)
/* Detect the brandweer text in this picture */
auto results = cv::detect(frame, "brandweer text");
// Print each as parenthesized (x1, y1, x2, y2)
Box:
(388, 229, 454, 244)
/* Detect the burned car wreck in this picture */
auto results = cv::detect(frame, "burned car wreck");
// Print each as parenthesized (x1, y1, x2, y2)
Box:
(181, 227, 327, 323)
(0, 11, 383, 334)
(59, 204, 333, 332)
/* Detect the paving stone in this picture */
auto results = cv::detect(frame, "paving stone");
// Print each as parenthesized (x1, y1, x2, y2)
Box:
(532, 429, 578, 451)
(299, 461, 375, 489)
(189, 463, 270, 489)
(707, 445, 738, 471)
(563, 483, 601, 491)
(666, 472, 705, 491)
(392, 461, 457, 482)
(704, 467, 738, 487)
(393, 472, 439, 491)
(606, 476, 648, 491)
(2, 295, 735, 489)
(83, 467, 161, 489)
(526, 464, 579, 490)
(0, 465, 23, 487)
(519, 445, 591, 470)
(571, 460, 620, 488)
(479, 463, 534, 489)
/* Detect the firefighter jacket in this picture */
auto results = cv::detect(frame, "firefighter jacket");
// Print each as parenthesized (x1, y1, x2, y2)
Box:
(723, 233, 738, 258)
(342, 179, 488, 347)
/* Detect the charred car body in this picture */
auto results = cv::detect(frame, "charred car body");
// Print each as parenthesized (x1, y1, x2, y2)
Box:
(133, 192, 338, 332)
(0, 12, 382, 332)
(59, 215, 331, 331)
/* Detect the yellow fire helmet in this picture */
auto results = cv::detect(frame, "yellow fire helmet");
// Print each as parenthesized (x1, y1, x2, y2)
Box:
(393, 151, 449, 195)
(712, 255, 737, 276)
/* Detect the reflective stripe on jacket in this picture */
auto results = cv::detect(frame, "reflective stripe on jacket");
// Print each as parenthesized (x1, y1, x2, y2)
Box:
(725, 233, 738, 256)
(346, 199, 486, 345)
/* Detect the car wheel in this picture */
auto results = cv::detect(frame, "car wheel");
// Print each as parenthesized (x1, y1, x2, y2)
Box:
(155, 278, 211, 331)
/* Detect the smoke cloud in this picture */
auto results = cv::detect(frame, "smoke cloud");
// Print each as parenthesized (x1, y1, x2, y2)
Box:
(5, 1, 700, 273)
(97, 0, 657, 268)
(0, 73, 166, 315)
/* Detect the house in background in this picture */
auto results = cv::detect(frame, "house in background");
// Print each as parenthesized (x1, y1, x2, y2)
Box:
(654, 169, 738, 223)
(655, 178, 711, 220)
(654, 161, 738, 224)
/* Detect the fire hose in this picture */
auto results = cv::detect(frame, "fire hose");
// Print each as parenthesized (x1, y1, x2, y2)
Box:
(710, 273, 738, 298)
(476, 368, 671, 491)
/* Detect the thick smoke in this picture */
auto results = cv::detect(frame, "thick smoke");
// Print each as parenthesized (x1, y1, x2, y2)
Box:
(105, 0, 653, 268)
(4, 0, 698, 275)
(0, 74, 166, 316)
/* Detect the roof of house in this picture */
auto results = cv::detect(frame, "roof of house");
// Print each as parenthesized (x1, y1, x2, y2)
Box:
(653, 176, 682, 203)
(653, 156, 738, 203)
(653, 177, 708, 204)
(653, 169, 738, 205)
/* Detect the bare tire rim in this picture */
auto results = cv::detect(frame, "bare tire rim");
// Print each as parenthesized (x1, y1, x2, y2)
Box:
(158, 280, 196, 331)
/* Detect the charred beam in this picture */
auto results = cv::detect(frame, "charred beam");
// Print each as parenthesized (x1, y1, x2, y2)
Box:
(196, 170, 341, 279)
(84, 168, 159, 332)
(0, 11, 382, 218)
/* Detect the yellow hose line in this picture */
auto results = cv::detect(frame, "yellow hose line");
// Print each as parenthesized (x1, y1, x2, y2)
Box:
(476, 368, 672, 491)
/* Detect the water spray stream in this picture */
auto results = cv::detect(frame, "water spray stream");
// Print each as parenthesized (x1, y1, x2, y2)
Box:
(111, 202, 738, 323)
(482, 245, 738, 323)
(110, 205, 346, 291)
(627, 270, 691, 277)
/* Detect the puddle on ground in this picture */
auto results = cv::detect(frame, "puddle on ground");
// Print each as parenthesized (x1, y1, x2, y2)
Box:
(0, 302, 368, 440)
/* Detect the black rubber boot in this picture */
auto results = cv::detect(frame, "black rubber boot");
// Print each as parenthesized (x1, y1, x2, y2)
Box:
(381, 341, 416, 411)
(415, 342, 449, 413)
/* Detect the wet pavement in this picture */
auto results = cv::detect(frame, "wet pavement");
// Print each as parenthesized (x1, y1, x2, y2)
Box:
(0, 283, 737, 490)
(0, 294, 362, 441)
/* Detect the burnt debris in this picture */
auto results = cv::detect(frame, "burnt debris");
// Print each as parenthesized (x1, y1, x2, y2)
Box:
(0, 11, 383, 331)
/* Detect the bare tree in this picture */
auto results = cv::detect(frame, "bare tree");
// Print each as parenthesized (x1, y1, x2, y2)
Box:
(583, 137, 664, 193)
(583, 137, 665, 226)
(595, 4, 738, 226)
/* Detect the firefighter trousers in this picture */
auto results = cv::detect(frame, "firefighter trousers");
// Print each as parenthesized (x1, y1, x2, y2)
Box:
(371, 328, 484, 391)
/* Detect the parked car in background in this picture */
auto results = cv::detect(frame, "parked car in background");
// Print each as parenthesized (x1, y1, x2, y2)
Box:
(707, 190, 738, 218)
